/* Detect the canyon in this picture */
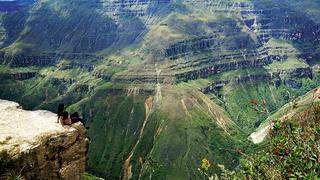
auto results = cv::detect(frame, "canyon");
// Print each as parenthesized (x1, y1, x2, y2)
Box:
(0, 0, 319, 179)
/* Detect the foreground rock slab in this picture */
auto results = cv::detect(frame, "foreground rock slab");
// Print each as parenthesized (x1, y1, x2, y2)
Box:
(0, 99, 89, 180)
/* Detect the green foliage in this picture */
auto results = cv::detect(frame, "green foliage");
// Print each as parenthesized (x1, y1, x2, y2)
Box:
(198, 158, 215, 180)
(1, 170, 24, 180)
(0, 151, 23, 180)
(200, 158, 211, 172)
(218, 102, 320, 179)
(144, 156, 162, 175)
(81, 172, 101, 180)
(220, 78, 320, 133)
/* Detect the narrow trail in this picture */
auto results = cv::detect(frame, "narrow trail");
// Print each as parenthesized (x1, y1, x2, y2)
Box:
(181, 99, 191, 117)
(155, 64, 162, 103)
(123, 96, 153, 180)
(137, 118, 166, 180)
(268, 85, 277, 103)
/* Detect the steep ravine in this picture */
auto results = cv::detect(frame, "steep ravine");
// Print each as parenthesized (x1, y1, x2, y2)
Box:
(123, 96, 153, 180)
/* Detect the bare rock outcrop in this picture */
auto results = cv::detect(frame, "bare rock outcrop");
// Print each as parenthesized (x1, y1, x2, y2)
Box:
(0, 99, 89, 180)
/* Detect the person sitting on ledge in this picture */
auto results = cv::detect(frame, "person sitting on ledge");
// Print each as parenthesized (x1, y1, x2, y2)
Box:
(59, 111, 72, 125)
(56, 104, 84, 125)
(70, 112, 83, 124)
(57, 103, 64, 123)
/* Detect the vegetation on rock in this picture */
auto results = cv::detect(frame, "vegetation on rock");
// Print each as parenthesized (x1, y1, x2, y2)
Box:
(201, 91, 320, 179)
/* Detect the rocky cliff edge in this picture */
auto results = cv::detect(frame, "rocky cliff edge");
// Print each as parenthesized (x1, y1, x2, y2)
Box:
(0, 99, 89, 180)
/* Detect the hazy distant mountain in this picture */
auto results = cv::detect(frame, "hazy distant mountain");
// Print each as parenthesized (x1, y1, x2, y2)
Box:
(0, 0, 35, 12)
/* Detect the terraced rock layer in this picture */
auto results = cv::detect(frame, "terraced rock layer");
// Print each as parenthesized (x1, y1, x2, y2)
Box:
(0, 0, 319, 179)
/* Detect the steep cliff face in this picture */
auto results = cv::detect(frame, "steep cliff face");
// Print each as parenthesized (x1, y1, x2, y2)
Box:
(0, 100, 89, 180)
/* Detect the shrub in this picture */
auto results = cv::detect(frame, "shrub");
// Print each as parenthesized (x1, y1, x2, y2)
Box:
(200, 100, 320, 179)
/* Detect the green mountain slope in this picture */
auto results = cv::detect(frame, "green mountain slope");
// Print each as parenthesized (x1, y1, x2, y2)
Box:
(0, 0, 319, 179)
(68, 86, 249, 179)
(223, 88, 320, 179)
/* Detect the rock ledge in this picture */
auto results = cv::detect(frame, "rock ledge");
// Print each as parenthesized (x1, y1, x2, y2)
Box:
(0, 99, 89, 180)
